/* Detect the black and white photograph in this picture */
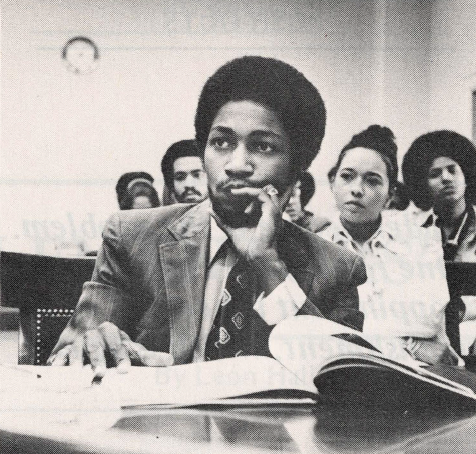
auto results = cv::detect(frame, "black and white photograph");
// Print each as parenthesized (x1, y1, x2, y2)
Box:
(2, 1, 476, 452)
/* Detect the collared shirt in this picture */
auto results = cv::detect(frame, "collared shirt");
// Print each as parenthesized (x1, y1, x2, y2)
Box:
(319, 212, 450, 341)
(192, 212, 306, 362)
(417, 206, 476, 323)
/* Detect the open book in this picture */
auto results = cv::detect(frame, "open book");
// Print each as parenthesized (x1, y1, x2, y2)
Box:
(2, 316, 476, 410)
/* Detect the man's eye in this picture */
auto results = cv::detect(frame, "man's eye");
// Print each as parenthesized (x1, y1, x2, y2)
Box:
(210, 137, 231, 149)
(428, 170, 441, 179)
(254, 142, 275, 153)
(448, 166, 456, 174)
(174, 174, 186, 181)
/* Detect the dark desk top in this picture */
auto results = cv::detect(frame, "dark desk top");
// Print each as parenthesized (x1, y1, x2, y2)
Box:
(2, 403, 476, 454)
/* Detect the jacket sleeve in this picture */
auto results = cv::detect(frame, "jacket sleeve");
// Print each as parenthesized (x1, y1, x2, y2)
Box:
(325, 255, 367, 331)
(49, 213, 134, 357)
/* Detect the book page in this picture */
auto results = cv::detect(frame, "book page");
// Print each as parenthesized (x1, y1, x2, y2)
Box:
(269, 315, 421, 386)
(0, 356, 316, 409)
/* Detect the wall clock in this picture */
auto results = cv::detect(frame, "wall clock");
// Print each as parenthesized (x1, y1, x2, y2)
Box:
(62, 36, 99, 75)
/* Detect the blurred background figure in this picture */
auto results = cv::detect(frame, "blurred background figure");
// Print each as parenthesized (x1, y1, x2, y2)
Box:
(403, 130, 476, 262)
(161, 140, 208, 205)
(116, 172, 161, 210)
(284, 171, 330, 232)
(403, 131, 476, 357)
(386, 181, 410, 211)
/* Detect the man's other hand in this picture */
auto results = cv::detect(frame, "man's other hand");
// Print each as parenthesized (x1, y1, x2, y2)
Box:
(47, 321, 174, 378)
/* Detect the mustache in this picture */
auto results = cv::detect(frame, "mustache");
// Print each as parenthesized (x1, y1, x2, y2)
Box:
(217, 180, 263, 192)
(182, 188, 202, 196)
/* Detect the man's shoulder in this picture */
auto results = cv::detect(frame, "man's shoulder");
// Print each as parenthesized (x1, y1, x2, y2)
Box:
(115, 204, 195, 229)
(284, 221, 360, 266)
(104, 203, 205, 245)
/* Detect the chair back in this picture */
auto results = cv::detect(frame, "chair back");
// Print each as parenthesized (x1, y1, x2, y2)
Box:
(445, 262, 476, 355)
(1, 252, 95, 364)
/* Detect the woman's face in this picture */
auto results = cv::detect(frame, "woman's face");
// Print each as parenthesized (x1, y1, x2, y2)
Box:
(427, 156, 466, 208)
(331, 147, 390, 225)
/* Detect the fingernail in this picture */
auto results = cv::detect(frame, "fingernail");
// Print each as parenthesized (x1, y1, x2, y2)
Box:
(244, 202, 254, 214)
(117, 361, 129, 374)
(266, 186, 278, 196)
(141, 351, 174, 366)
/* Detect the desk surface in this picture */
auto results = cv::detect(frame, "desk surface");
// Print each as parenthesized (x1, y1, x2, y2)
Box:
(2, 403, 476, 454)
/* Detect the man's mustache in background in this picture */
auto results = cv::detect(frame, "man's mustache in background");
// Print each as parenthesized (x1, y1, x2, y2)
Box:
(182, 188, 202, 196)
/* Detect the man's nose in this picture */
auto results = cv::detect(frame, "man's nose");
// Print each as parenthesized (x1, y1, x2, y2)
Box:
(184, 174, 195, 187)
(224, 145, 253, 177)
(441, 168, 453, 182)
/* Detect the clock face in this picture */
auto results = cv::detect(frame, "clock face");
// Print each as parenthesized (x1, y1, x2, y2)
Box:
(62, 37, 99, 74)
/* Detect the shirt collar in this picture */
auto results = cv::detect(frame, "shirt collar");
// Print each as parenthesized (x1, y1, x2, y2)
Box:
(419, 208, 437, 228)
(208, 210, 229, 266)
(327, 211, 399, 254)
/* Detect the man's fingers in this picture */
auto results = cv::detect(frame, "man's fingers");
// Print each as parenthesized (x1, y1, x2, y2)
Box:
(98, 322, 131, 373)
(84, 329, 107, 378)
(121, 337, 174, 367)
(69, 335, 86, 367)
(139, 350, 174, 367)
(49, 345, 71, 366)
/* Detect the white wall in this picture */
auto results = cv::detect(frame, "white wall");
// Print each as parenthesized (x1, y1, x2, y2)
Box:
(0, 0, 463, 253)
(429, 0, 476, 136)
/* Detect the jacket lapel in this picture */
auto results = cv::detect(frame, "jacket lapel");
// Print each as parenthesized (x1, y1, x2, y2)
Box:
(160, 202, 210, 364)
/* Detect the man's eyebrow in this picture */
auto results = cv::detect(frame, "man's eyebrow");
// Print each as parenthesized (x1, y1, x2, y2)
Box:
(209, 126, 234, 134)
(249, 130, 283, 140)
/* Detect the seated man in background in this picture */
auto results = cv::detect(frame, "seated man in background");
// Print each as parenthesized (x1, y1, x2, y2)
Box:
(116, 172, 161, 210)
(161, 139, 208, 205)
(403, 131, 476, 357)
(48, 56, 366, 376)
(284, 171, 330, 232)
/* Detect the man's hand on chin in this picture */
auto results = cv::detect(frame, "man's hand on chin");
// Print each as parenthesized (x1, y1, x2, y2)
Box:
(211, 184, 290, 295)
(47, 321, 174, 380)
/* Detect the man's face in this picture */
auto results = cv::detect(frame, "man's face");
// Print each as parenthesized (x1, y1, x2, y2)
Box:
(172, 156, 208, 203)
(285, 181, 303, 222)
(204, 100, 294, 226)
(427, 156, 466, 209)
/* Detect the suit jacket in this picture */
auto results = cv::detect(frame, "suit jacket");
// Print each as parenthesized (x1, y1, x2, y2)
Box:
(62, 202, 366, 364)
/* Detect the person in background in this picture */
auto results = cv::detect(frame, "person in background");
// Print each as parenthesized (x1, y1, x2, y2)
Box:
(48, 56, 366, 375)
(116, 172, 161, 210)
(386, 181, 410, 211)
(161, 140, 208, 205)
(319, 125, 459, 365)
(402, 131, 476, 262)
(284, 171, 330, 232)
(403, 131, 476, 353)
